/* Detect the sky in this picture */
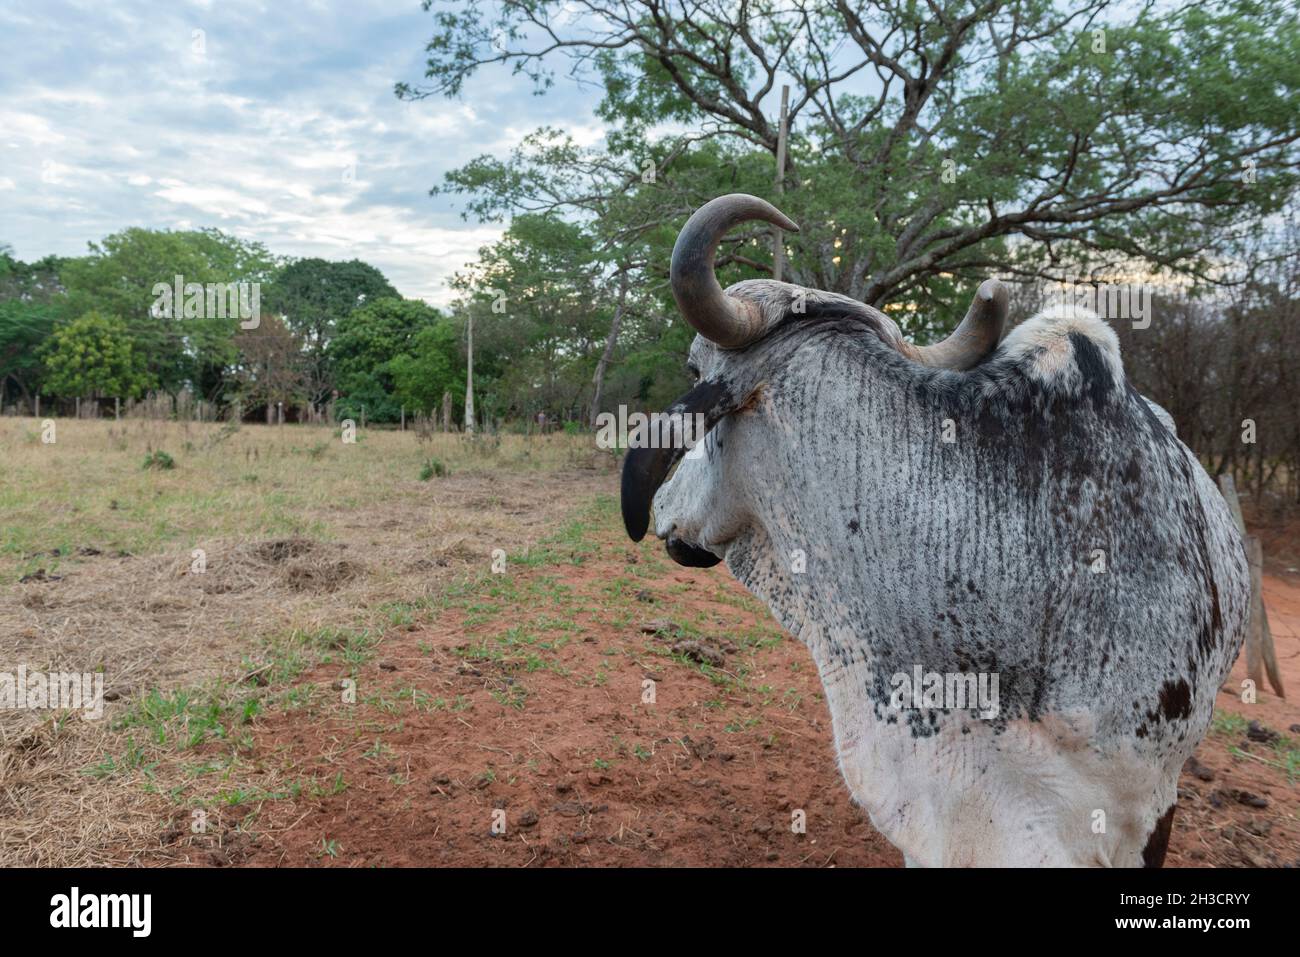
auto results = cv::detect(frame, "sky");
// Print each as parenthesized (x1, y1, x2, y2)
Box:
(0, 0, 607, 305)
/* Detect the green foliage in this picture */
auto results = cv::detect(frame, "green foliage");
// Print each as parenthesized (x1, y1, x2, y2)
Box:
(418, 458, 448, 480)
(141, 450, 175, 471)
(0, 250, 70, 406)
(265, 258, 400, 405)
(388, 319, 463, 415)
(41, 311, 156, 399)
(330, 297, 445, 422)
(60, 227, 277, 394)
(408, 0, 1300, 340)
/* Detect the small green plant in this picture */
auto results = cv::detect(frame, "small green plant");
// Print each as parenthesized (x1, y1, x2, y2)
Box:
(418, 457, 448, 481)
(141, 450, 175, 470)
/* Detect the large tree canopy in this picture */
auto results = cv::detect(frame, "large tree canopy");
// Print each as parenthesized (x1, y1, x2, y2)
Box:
(266, 258, 400, 406)
(60, 228, 278, 395)
(330, 296, 445, 422)
(402, 0, 1300, 334)
(0, 249, 67, 406)
(40, 311, 155, 400)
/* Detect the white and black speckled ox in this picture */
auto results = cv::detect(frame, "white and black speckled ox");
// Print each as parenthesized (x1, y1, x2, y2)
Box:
(622, 193, 1250, 867)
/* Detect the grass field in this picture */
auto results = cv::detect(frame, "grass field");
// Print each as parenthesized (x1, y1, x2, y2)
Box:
(0, 418, 617, 863)
(2, 417, 1297, 867)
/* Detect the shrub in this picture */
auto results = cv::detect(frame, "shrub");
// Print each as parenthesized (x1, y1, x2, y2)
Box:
(418, 458, 448, 481)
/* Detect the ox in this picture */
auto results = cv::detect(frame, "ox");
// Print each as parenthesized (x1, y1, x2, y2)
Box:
(622, 193, 1250, 867)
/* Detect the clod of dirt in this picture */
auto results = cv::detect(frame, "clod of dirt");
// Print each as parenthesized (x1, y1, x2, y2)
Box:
(682, 735, 716, 761)
(640, 618, 678, 635)
(635, 590, 655, 603)
(1237, 791, 1269, 809)
(254, 537, 318, 563)
(18, 569, 61, 584)
(283, 559, 363, 592)
(671, 638, 726, 667)
(77, 546, 102, 557)
(517, 809, 539, 828)
(378, 661, 398, 672)
(1183, 755, 1215, 782)
(1246, 720, 1280, 744)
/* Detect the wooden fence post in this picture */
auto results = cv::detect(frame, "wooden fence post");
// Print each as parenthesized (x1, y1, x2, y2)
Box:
(1218, 474, 1285, 698)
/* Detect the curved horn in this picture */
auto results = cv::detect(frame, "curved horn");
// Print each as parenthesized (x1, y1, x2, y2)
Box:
(911, 278, 1009, 370)
(671, 193, 799, 349)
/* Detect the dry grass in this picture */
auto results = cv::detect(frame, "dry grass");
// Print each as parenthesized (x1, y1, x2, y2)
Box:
(0, 417, 616, 865)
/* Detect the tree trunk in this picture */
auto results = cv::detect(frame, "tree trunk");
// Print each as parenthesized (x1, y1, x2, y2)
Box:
(464, 313, 475, 434)
(589, 272, 629, 426)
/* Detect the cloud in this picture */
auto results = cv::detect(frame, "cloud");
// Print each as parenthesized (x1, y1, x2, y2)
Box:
(0, 0, 604, 305)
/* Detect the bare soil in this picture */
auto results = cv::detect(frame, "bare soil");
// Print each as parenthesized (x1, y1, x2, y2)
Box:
(128, 496, 1298, 868)
(138, 510, 901, 867)
(1165, 572, 1300, 868)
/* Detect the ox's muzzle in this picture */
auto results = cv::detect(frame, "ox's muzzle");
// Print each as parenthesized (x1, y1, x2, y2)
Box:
(620, 379, 735, 566)
(665, 536, 722, 568)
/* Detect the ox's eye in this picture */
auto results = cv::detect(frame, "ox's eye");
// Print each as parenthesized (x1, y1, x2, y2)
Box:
(687, 363, 701, 384)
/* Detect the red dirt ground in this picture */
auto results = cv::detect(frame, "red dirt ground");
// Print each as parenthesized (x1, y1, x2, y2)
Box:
(141, 516, 1299, 868)
(1164, 573, 1300, 868)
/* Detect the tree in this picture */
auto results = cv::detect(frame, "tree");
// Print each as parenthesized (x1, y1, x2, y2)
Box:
(232, 313, 309, 423)
(403, 0, 1300, 337)
(264, 258, 399, 407)
(329, 297, 443, 422)
(59, 227, 277, 395)
(40, 311, 155, 399)
(0, 249, 68, 410)
(447, 213, 613, 421)
(388, 319, 464, 416)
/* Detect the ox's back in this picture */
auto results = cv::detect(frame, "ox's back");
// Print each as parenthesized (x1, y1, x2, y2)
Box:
(729, 303, 1250, 865)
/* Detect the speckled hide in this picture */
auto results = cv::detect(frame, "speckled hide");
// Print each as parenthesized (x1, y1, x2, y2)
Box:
(647, 282, 1250, 867)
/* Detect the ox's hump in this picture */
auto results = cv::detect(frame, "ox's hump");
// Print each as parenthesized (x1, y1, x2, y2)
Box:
(997, 303, 1124, 399)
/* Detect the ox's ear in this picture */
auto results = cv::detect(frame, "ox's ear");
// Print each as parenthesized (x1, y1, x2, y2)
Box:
(620, 379, 736, 541)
